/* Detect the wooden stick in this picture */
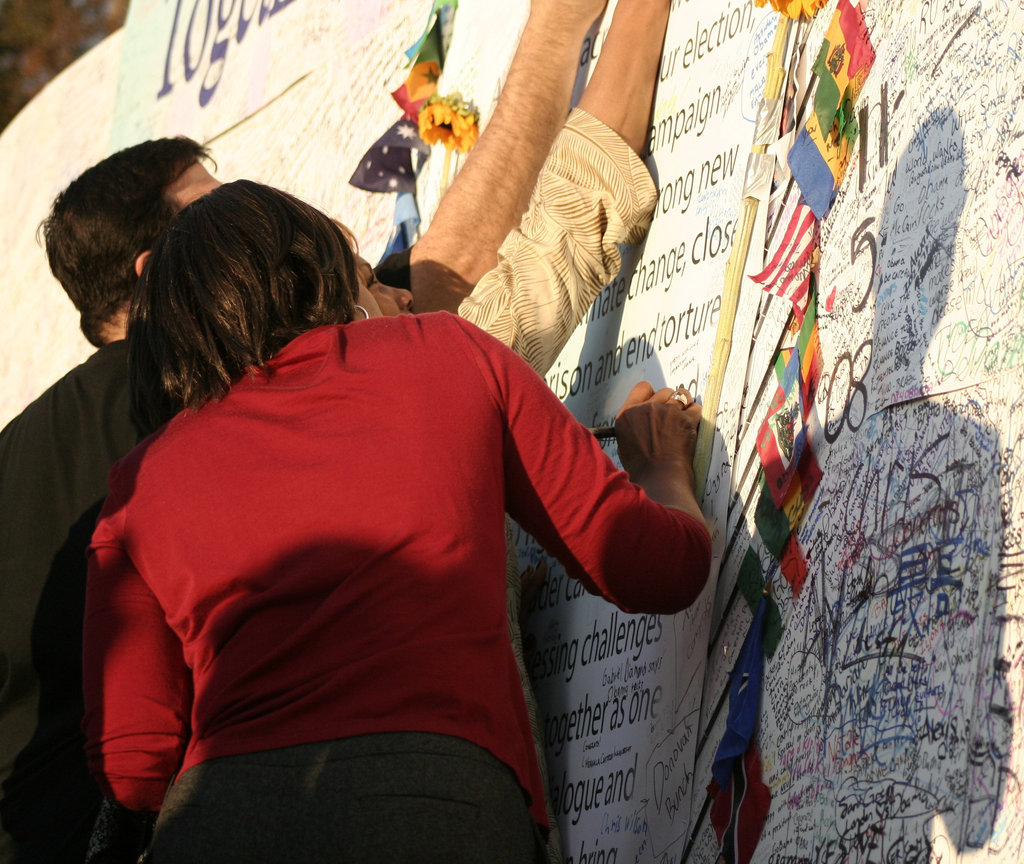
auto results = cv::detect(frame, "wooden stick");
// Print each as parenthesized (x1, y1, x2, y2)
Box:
(440, 146, 453, 196)
(692, 16, 793, 497)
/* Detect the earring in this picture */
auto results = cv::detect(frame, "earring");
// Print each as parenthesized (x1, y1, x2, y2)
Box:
(353, 305, 369, 321)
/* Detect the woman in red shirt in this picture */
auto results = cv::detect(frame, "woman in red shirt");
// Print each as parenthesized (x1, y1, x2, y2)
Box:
(83, 180, 711, 863)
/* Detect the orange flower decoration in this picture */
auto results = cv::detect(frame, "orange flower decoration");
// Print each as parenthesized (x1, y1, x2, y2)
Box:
(754, 0, 827, 18)
(418, 93, 479, 154)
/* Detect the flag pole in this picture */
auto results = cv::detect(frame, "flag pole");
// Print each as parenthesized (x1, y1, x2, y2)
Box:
(693, 16, 793, 498)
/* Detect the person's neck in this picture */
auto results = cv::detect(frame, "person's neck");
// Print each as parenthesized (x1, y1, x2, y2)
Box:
(97, 308, 128, 344)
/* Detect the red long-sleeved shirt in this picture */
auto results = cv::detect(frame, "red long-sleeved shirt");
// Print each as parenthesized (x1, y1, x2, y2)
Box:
(83, 312, 711, 825)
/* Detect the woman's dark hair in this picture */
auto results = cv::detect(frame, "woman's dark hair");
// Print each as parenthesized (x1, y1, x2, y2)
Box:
(41, 137, 210, 346)
(128, 180, 359, 431)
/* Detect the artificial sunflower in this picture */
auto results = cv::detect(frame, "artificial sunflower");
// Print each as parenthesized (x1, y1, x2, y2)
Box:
(754, 0, 827, 19)
(418, 92, 479, 154)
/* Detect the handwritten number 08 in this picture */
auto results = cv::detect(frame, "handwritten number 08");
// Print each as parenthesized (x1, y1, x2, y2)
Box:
(820, 221, 877, 443)
(823, 341, 871, 444)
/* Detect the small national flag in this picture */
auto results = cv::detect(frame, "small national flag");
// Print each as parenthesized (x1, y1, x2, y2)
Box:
(389, 21, 442, 118)
(780, 535, 809, 595)
(796, 282, 822, 405)
(349, 120, 429, 195)
(391, 60, 440, 120)
(392, 11, 449, 119)
(789, 0, 875, 218)
(379, 192, 421, 261)
(756, 347, 807, 507)
(781, 445, 823, 534)
(788, 130, 835, 219)
(736, 548, 783, 658)
(838, 0, 875, 79)
(709, 741, 772, 864)
(712, 598, 768, 790)
(755, 475, 791, 559)
(749, 199, 817, 323)
(403, 0, 457, 64)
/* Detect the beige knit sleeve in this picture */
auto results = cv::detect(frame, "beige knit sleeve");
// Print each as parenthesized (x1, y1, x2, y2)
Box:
(458, 108, 657, 375)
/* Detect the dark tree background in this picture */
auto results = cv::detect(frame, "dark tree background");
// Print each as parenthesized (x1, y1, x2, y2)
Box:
(0, 0, 129, 133)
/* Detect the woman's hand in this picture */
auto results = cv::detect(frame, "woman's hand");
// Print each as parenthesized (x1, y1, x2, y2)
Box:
(614, 381, 705, 522)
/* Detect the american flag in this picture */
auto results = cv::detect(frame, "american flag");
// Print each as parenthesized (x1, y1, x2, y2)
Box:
(750, 200, 818, 324)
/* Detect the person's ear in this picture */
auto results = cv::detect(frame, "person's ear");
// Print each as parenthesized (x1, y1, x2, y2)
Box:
(134, 250, 151, 278)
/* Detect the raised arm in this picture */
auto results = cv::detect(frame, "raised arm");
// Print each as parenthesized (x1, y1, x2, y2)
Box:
(409, 1, 608, 312)
(453, 0, 672, 373)
(577, 0, 669, 153)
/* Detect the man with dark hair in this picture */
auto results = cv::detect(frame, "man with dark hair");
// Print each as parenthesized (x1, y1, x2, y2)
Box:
(41, 138, 211, 348)
(0, 138, 215, 864)
(0, 1, 670, 861)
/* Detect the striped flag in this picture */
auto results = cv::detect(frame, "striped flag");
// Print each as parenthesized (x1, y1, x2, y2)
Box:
(756, 347, 807, 507)
(736, 548, 783, 659)
(379, 192, 421, 262)
(750, 200, 817, 323)
(780, 535, 809, 596)
(789, 0, 875, 218)
(781, 446, 823, 535)
(712, 598, 767, 791)
(709, 741, 772, 864)
(709, 598, 771, 864)
(403, 0, 457, 63)
(391, 19, 444, 120)
(755, 474, 790, 559)
(796, 282, 822, 404)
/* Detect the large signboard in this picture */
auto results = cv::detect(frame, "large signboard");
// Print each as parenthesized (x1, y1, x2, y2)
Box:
(111, 0, 362, 149)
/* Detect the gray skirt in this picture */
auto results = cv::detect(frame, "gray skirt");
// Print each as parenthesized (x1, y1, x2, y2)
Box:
(150, 732, 545, 863)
